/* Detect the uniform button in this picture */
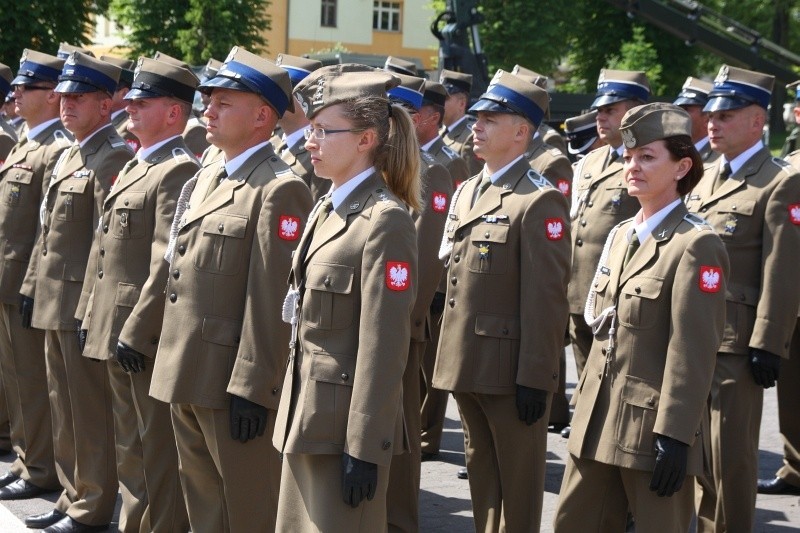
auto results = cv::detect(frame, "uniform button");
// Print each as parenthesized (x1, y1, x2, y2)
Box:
(42, 249, 47, 256)
(415, 319, 422, 326)
(597, 373, 602, 379)
(218, 223, 224, 232)
(341, 373, 349, 381)
(647, 399, 655, 407)
(576, 239, 583, 246)
(701, 207, 707, 213)
(581, 220, 586, 227)
(99, 248, 105, 256)
(449, 298, 455, 307)
(587, 201, 594, 207)
(98, 270, 103, 279)
(502, 327, 509, 335)
(552, 372, 558, 379)
(451, 276, 457, 285)
(103, 224, 109, 233)
(124, 200, 129, 206)
(382, 440, 391, 450)
(457, 232, 464, 240)
(323, 277, 331, 287)
(178, 245, 186, 255)
(151, 337, 158, 345)
(635, 287, 641, 294)
(234, 336, 240, 344)
(739, 294, 746, 302)
(453, 254, 460, 263)
(601, 347, 607, 354)
(272, 387, 279, 394)
(172, 270, 180, 279)
(591, 184, 597, 190)
(169, 293, 177, 303)
(484, 231, 490, 238)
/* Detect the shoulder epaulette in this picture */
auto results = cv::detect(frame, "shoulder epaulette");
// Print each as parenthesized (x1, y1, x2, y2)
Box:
(53, 129, 72, 148)
(421, 151, 435, 165)
(110, 137, 133, 151)
(170, 147, 197, 165)
(772, 156, 795, 174)
(548, 147, 563, 156)
(441, 145, 459, 160)
(267, 154, 295, 179)
(526, 169, 554, 190)
(683, 212, 713, 231)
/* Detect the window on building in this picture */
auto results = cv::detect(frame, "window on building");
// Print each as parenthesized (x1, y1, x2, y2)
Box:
(321, 0, 337, 27)
(373, 1, 401, 32)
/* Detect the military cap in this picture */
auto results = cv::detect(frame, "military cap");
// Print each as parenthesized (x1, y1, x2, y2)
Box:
(564, 110, 599, 156)
(673, 76, 713, 108)
(152, 52, 191, 70)
(200, 58, 223, 83)
(12, 49, 65, 86)
(293, 63, 400, 120)
(125, 57, 199, 104)
(469, 70, 549, 127)
(704, 65, 774, 112)
(275, 54, 322, 88)
(439, 69, 471, 95)
(387, 72, 425, 110)
(619, 103, 691, 149)
(199, 46, 294, 116)
(422, 81, 447, 107)
(55, 52, 120, 95)
(4, 92, 13, 104)
(57, 43, 94, 60)
(511, 65, 548, 89)
(0, 63, 12, 99)
(384, 56, 419, 77)
(591, 69, 650, 109)
(101, 55, 136, 88)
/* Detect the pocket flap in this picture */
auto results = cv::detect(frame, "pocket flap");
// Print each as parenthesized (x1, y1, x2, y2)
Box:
(114, 283, 141, 308)
(716, 198, 756, 216)
(201, 316, 242, 347)
(725, 283, 759, 306)
(593, 273, 610, 293)
(59, 178, 89, 195)
(474, 312, 521, 339)
(116, 191, 146, 210)
(305, 263, 354, 294)
(621, 375, 660, 410)
(200, 214, 247, 238)
(470, 223, 509, 244)
(9, 168, 33, 185)
(3, 241, 31, 262)
(621, 276, 663, 300)
(309, 351, 356, 386)
(62, 262, 85, 281)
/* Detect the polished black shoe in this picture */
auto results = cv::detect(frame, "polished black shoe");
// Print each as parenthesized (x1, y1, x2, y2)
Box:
(548, 422, 568, 433)
(44, 516, 109, 532)
(757, 477, 800, 495)
(560, 425, 571, 438)
(457, 467, 468, 480)
(421, 452, 439, 462)
(0, 471, 18, 488)
(24, 509, 65, 529)
(0, 478, 51, 499)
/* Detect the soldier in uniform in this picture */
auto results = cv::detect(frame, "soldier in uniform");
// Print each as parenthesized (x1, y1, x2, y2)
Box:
(0, 49, 69, 502)
(686, 65, 800, 532)
(78, 57, 199, 533)
(0, 63, 17, 161)
(674, 77, 718, 163)
(101, 55, 140, 153)
(273, 64, 418, 532)
(272, 53, 329, 202)
(440, 69, 481, 177)
(564, 110, 602, 161)
(149, 47, 312, 533)
(3, 91, 26, 139)
(511, 65, 568, 156)
(420, 81, 470, 185)
(20, 51, 133, 533)
(554, 103, 729, 532)
(56, 43, 94, 61)
(197, 59, 224, 167)
(433, 70, 571, 532)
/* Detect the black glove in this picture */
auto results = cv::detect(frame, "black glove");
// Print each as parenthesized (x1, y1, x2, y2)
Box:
(750, 349, 780, 388)
(649, 434, 688, 497)
(429, 291, 446, 316)
(341, 453, 377, 508)
(19, 295, 33, 330)
(515, 385, 547, 425)
(76, 319, 87, 353)
(116, 341, 146, 374)
(229, 394, 268, 443)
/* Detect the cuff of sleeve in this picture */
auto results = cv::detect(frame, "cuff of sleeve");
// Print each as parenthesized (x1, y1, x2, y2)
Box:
(750, 316, 792, 358)
(226, 356, 281, 411)
(345, 411, 394, 466)
(118, 313, 159, 359)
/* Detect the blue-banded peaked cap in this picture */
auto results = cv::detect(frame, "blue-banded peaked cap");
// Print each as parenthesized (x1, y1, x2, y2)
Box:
(101, 56, 136, 88)
(57, 43, 94, 60)
(0, 63, 12, 98)
(673, 76, 713, 107)
(387, 72, 425, 110)
(12, 49, 64, 86)
(55, 52, 120, 95)
(704, 65, 773, 112)
(276, 54, 322, 88)
(592, 69, 650, 109)
(469, 70, 549, 127)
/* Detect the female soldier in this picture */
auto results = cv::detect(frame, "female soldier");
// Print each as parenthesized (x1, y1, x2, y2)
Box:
(272, 64, 420, 531)
(554, 103, 729, 531)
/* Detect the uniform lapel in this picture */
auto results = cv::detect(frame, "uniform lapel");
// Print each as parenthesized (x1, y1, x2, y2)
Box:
(619, 203, 687, 285)
(460, 158, 526, 226)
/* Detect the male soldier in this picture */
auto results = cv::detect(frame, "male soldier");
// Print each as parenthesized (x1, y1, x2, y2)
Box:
(511, 64, 569, 156)
(685, 65, 800, 532)
(3, 92, 25, 138)
(149, 46, 312, 532)
(0, 63, 17, 160)
(78, 57, 199, 533)
(758, 81, 800, 497)
(434, 70, 571, 532)
(674, 76, 718, 162)
(0, 49, 70, 502)
(101, 55, 140, 153)
(440, 69, 481, 177)
(197, 59, 224, 166)
(563, 110, 603, 161)
(272, 54, 328, 202)
(56, 43, 94, 61)
(419, 81, 470, 185)
(385, 73, 453, 533)
(568, 69, 649, 394)
(20, 52, 133, 533)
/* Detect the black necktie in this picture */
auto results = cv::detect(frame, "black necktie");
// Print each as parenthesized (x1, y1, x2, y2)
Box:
(622, 230, 640, 270)
(204, 165, 228, 199)
(606, 149, 620, 169)
(313, 196, 333, 234)
(713, 162, 732, 192)
(473, 174, 492, 206)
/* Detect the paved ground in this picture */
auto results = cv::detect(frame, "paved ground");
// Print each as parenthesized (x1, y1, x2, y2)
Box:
(0, 347, 797, 531)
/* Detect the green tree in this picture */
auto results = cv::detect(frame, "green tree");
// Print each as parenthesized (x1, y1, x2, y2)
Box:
(607, 25, 663, 95)
(109, 0, 190, 60)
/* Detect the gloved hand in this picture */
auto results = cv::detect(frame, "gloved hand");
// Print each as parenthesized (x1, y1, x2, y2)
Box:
(516, 385, 547, 425)
(229, 394, 268, 443)
(750, 349, 780, 388)
(19, 295, 33, 330)
(116, 341, 146, 374)
(429, 291, 446, 316)
(649, 434, 688, 497)
(341, 453, 377, 508)
(76, 319, 87, 353)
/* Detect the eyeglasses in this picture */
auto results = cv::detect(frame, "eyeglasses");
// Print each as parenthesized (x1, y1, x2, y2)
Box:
(303, 126, 364, 140)
(13, 85, 53, 94)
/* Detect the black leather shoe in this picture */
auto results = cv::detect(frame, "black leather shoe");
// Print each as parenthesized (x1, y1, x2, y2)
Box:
(757, 477, 800, 495)
(457, 467, 468, 480)
(44, 516, 109, 532)
(24, 509, 65, 529)
(548, 422, 568, 433)
(421, 452, 439, 462)
(560, 425, 571, 438)
(0, 471, 18, 488)
(0, 478, 51, 499)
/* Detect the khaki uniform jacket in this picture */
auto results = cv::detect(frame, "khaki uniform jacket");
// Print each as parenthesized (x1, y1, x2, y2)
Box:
(149, 145, 312, 410)
(80, 137, 199, 360)
(112, 110, 139, 153)
(182, 117, 210, 159)
(569, 204, 728, 475)
(698, 139, 718, 163)
(0, 120, 17, 161)
(20, 125, 133, 330)
(433, 158, 571, 394)
(273, 172, 418, 466)
(426, 136, 470, 186)
(526, 134, 573, 201)
(0, 122, 71, 304)
(444, 116, 482, 177)
(685, 147, 800, 358)
(568, 146, 639, 315)
(539, 122, 568, 156)
(277, 136, 330, 203)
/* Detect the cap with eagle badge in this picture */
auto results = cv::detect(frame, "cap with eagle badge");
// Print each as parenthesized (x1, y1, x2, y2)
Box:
(199, 46, 294, 116)
(125, 57, 199, 104)
(56, 43, 94, 60)
(704, 65, 774, 112)
(12, 49, 65, 86)
(511, 65, 548, 89)
(0, 63, 12, 99)
(591, 69, 650, 109)
(468, 70, 549, 128)
(439, 69, 472, 95)
(55, 52, 121, 95)
(276, 54, 322, 88)
(384, 56, 419, 77)
(618, 103, 692, 149)
(100, 55, 136, 89)
(564, 110, 598, 156)
(387, 72, 425, 111)
(674, 76, 713, 107)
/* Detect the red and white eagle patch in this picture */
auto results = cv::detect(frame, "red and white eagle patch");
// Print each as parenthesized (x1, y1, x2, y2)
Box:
(699, 266, 722, 293)
(557, 179, 570, 196)
(386, 261, 411, 291)
(432, 191, 448, 213)
(278, 215, 300, 240)
(789, 204, 800, 225)
(545, 218, 564, 240)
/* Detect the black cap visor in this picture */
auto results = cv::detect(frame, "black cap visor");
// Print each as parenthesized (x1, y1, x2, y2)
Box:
(55, 80, 102, 94)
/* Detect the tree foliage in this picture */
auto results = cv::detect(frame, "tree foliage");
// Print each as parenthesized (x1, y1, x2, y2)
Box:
(109, 0, 190, 60)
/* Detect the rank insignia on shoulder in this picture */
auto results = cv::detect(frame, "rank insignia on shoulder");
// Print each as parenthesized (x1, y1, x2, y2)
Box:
(699, 265, 722, 293)
(789, 204, 800, 225)
(171, 148, 194, 164)
(688, 194, 701, 201)
(442, 145, 459, 160)
(275, 168, 294, 179)
(546, 218, 565, 240)
(53, 130, 71, 148)
(600, 266, 610, 275)
(431, 191, 448, 213)
(386, 261, 411, 291)
(421, 152, 435, 164)
(110, 138, 129, 149)
(684, 213, 712, 231)
(526, 169, 552, 190)
(278, 215, 300, 240)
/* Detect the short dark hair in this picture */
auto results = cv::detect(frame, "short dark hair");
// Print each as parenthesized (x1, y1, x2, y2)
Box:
(664, 135, 703, 196)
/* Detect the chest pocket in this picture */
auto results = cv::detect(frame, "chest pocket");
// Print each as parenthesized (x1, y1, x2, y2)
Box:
(592, 273, 611, 316)
(710, 199, 756, 240)
(467, 223, 509, 274)
(617, 276, 663, 329)
(113, 191, 146, 240)
(193, 213, 248, 275)
(4, 167, 34, 207)
(56, 178, 90, 222)
(600, 185, 630, 215)
(303, 263, 354, 330)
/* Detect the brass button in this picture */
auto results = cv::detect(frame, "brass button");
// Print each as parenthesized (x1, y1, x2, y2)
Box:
(99, 248, 105, 256)
(103, 224, 109, 233)
(647, 399, 655, 407)
(587, 201, 594, 207)
(42, 249, 47, 256)
(635, 287, 641, 294)
(272, 387, 279, 394)
(581, 220, 587, 226)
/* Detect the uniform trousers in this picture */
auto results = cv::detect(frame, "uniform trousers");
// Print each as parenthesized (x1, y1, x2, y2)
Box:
(0, 382, 9, 452)
(387, 340, 423, 533)
(419, 306, 449, 455)
(45, 329, 117, 525)
(0, 303, 57, 488)
(110, 361, 188, 533)
(569, 313, 593, 381)
(554, 454, 694, 532)
(454, 391, 551, 533)
(776, 318, 800, 487)
(276, 452, 390, 533)
(695, 354, 762, 533)
(170, 402, 280, 533)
